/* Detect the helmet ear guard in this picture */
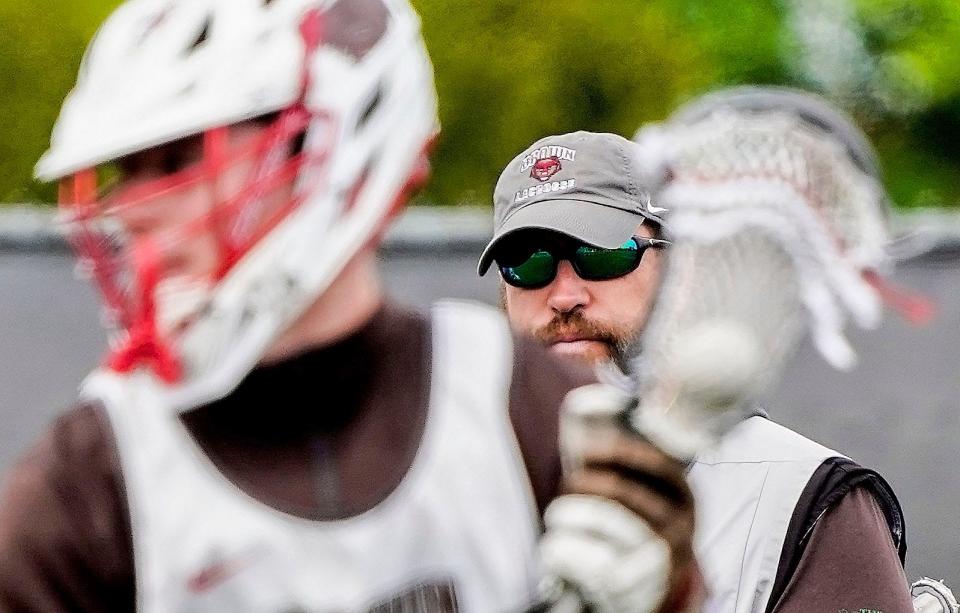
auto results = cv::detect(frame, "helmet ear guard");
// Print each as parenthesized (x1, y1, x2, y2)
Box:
(40, 0, 440, 401)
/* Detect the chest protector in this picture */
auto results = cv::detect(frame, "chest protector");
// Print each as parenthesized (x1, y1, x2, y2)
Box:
(86, 301, 541, 613)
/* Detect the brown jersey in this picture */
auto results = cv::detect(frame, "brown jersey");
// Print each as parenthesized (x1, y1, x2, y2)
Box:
(0, 302, 594, 612)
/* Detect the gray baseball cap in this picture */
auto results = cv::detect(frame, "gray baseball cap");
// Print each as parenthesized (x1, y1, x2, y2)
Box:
(477, 131, 665, 275)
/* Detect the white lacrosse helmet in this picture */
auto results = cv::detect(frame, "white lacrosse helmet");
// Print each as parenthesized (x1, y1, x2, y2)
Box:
(36, 0, 439, 407)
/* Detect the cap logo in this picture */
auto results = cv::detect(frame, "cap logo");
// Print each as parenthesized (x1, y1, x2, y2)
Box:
(515, 179, 577, 204)
(519, 145, 577, 174)
(530, 157, 562, 182)
(512, 144, 579, 203)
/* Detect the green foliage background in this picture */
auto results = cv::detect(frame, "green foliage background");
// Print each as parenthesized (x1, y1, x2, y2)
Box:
(1, 0, 957, 209)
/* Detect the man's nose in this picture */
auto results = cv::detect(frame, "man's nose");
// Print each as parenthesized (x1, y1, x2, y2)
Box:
(545, 260, 590, 314)
(109, 177, 170, 240)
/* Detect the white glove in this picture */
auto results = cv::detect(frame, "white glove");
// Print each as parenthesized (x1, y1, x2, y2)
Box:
(913, 578, 959, 613)
(539, 494, 670, 613)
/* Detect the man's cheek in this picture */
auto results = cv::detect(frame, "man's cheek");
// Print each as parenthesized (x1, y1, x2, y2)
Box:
(503, 291, 538, 329)
(616, 308, 649, 339)
(584, 343, 616, 364)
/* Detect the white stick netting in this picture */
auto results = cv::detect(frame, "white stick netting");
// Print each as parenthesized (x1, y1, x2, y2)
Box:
(631, 107, 890, 459)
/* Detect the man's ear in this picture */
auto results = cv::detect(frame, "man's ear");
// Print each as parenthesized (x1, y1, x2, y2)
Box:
(638, 220, 663, 240)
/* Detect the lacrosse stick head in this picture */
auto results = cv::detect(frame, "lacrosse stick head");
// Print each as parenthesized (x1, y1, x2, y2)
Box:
(631, 86, 895, 459)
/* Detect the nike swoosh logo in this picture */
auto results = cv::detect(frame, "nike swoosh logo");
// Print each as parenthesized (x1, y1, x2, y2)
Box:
(640, 192, 668, 215)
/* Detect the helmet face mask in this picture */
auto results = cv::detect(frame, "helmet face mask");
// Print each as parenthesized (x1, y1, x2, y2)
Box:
(41, 0, 440, 400)
(59, 107, 326, 382)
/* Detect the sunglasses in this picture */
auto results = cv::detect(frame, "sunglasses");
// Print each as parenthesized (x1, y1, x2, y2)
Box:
(496, 235, 670, 289)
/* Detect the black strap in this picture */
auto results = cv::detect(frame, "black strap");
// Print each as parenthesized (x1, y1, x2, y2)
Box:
(765, 457, 907, 612)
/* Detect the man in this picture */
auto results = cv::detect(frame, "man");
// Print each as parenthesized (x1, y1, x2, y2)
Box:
(479, 123, 914, 612)
(478, 132, 668, 375)
(0, 1, 698, 612)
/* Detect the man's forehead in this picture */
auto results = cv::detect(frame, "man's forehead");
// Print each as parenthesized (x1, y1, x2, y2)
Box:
(507, 221, 651, 245)
(116, 118, 270, 168)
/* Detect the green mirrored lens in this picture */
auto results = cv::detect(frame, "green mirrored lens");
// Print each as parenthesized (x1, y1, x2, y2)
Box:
(574, 238, 641, 280)
(501, 250, 556, 287)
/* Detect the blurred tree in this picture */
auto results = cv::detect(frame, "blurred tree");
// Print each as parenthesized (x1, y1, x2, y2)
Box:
(782, 0, 960, 207)
(0, 0, 956, 209)
(0, 0, 116, 203)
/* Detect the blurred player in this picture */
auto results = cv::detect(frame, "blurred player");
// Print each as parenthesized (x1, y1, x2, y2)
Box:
(479, 111, 915, 612)
(0, 1, 698, 612)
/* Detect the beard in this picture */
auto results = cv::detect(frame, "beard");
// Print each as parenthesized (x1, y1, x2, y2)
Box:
(532, 309, 638, 368)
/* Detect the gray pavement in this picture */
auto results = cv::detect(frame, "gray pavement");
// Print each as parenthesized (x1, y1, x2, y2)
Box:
(1, 247, 958, 586)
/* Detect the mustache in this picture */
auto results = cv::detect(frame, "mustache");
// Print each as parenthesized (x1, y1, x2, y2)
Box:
(533, 310, 628, 351)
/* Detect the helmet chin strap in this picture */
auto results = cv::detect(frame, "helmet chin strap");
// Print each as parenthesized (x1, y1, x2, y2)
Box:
(107, 238, 182, 383)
